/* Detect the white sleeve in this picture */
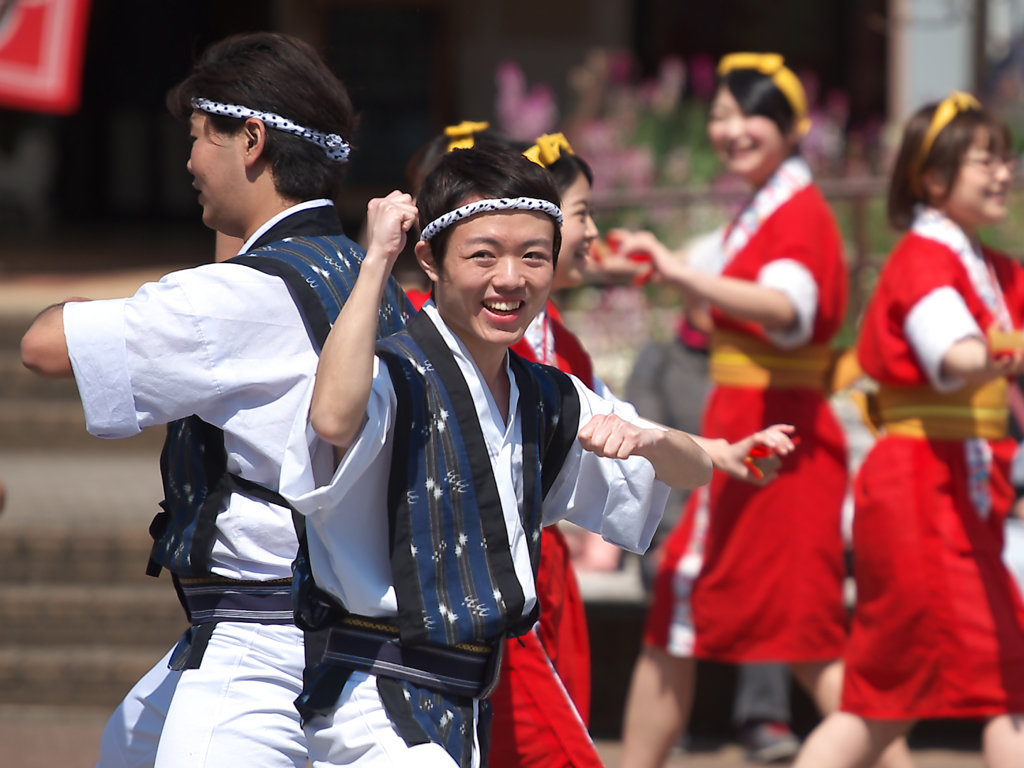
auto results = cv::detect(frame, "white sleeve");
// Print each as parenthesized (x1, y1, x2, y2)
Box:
(279, 356, 397, 515)
(541, 376, 670, 554)
(64, 264, 310, 439)
(64, 298, 139, 438)
(590, 375, 640, 421)
(904, 286, 983, 393)
(757, 259, 819, 350)
(279, 357, 399, 616)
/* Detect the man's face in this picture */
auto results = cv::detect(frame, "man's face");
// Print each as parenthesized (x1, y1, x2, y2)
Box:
(419, 204, 555, 370)
(187, 112, 249, 237)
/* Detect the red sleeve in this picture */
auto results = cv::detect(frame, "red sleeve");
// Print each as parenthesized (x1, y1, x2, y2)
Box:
(717, 186, 848, 342)
(758, 187, 833, 276)
(857, 234, 977, 384)
(986, 247, 1024, 328)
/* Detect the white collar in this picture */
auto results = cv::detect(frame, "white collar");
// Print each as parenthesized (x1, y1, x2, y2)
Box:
(420, 301, 518, 434)
(912, 205, 1011, 328)
(237, 199, 334, 255)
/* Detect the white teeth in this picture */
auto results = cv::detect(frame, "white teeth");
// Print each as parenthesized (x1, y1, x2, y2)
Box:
(484, 301, 522, 312)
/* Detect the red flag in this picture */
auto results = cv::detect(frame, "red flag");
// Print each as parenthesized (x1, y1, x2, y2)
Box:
(0, 0, 91, 115)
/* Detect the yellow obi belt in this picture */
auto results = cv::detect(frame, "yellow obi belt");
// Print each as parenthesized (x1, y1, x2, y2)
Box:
(709, 330, 832, 390)
(877, 378, 1009, 440)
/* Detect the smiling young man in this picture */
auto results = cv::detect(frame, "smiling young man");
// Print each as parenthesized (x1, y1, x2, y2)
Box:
(277, 143, 713, 768)
(20, 33, 410, 768)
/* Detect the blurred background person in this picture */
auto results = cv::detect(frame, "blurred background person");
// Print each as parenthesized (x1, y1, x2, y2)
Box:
(795, 92, 1024, 768)
(617, 52, 910, 768)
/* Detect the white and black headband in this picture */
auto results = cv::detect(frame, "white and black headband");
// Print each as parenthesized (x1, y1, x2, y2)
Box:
(191, 97, 350, 163)
(419, 197, 563, 242)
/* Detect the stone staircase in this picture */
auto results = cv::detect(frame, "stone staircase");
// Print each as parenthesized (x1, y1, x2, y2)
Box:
(0, 312, 185, 709)
(0, 530, 185, 707)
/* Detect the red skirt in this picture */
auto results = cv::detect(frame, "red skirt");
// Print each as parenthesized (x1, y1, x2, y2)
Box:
(489, 527, 598, 768)
(688, 386, 848, 662)
(843, 435, 1024, 719)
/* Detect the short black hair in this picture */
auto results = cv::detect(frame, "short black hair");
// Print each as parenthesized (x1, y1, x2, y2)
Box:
(888, 102, 1011, 230)
(166, 32, 358, 202)
(719, 69, 796, 137)
(406, 129, 505, 194)
(417, 143, 562, 266)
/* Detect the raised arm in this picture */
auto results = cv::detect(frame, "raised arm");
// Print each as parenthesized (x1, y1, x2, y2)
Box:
(577, 413, 712, 489)
(611, 229, 797, 330)
(309, 192, 418, 452)
(21, 298, 91, 378)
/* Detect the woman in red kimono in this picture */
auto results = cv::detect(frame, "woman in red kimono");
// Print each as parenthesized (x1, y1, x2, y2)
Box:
(794, 94, 1024, 768)
(618, 53, 916, 768)
(486, 132, 605, 768)
(487, 132, 797, 768)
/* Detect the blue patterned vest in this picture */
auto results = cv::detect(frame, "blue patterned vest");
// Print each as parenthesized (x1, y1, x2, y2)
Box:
(147, 229, 412, 578)
(375, 310, 581, 647)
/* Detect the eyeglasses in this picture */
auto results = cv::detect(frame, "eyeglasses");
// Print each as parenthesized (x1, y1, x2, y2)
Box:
(964, 153, 1018, 174)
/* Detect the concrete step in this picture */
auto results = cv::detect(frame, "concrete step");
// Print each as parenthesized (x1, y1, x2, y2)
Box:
(0, 584, 185, 646)
(0, 644, 171, 707)
(0, 530, 158, 585)
(0, 401, 166, 450)
(0, 349, 80, 400)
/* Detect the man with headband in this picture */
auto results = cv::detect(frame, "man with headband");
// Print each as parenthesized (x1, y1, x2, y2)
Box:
(21, 32, 410, 768)
(278, 142, 713, 767)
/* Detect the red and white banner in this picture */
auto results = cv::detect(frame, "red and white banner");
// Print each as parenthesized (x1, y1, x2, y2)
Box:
(0, 0, 91, 114)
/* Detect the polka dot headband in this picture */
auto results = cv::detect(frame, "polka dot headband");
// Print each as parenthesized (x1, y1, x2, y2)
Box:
(191, 97, 350, 163)
(419, 197, 563, 242)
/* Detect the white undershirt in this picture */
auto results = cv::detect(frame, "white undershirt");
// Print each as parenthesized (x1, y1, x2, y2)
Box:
(757, 259, 819, 349)
(904, 286, 983, 393)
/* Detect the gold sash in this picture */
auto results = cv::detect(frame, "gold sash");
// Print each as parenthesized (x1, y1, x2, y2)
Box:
(709, 330, 832, 390)
(877, 378, 1009, 440)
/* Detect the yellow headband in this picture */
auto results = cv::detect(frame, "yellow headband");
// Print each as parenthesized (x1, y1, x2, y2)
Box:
(910, 91, 981, 195)
(717, 52, 811, 136)
(523, 133, 575, 167)
(445, 120, 490, 152)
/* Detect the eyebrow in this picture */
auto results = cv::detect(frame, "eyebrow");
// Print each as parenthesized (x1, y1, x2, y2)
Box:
(462, 235, 552, 249)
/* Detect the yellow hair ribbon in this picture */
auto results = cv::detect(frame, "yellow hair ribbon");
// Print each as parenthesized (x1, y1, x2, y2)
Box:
(444, 120, 490, 152)
(717, 52, 811, 136)
(910, 91, 981, 196)
(523, 133, 575, 167)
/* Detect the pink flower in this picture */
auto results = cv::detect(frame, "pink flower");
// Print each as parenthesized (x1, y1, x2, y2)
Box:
(494, 60, 558, 141)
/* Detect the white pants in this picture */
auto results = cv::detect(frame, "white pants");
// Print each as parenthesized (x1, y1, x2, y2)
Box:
(96, 622, 308, 768)
(304, 672, 472, 768)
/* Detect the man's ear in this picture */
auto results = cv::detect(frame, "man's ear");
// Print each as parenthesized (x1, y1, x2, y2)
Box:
(921, 167, 948, 204)
(415, 240, 441, 284)
(241, 117, 268, 167)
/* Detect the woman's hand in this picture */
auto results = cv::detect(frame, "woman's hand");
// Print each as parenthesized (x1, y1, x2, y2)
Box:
(700, 424, 797, 485)
(606, 228, 690, 285)
(578, 413, 713, 489)
(942, 336, 1024, 384)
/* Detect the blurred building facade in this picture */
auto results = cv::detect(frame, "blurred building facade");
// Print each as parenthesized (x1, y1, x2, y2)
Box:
(0, 0, 1006, 266)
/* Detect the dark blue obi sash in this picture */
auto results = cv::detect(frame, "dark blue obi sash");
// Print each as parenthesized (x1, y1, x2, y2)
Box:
(148, 232, 411, 641)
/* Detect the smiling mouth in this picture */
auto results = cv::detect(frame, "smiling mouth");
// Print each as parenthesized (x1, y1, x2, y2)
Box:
(483, 300, 523, 315)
